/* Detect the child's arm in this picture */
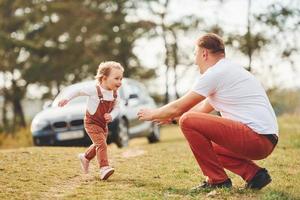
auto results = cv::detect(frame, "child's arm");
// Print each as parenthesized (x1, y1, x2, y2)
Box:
(103, 95, 120, 122)
(58, 84, 96, 107)
(58, 99, 69, 107)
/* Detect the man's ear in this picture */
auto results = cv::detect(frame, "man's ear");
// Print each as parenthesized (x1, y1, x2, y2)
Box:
(203, 49, 209, 60)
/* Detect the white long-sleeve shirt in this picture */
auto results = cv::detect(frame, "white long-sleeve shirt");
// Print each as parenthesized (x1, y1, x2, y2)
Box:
(64, 82, 120, 120)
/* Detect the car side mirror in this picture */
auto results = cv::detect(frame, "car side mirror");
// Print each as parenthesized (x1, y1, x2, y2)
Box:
(129, 94, 138, 99)
(43, 100, 52, 109)
(125, 94, 139, 106)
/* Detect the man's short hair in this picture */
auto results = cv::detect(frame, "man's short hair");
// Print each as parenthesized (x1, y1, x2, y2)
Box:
(197, 33, 225, 54)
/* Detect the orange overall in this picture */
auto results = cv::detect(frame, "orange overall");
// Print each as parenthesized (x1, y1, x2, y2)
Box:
(84, 85, 117, 168)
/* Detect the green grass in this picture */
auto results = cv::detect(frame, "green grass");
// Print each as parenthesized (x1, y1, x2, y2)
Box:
(1, 115, 300, 200)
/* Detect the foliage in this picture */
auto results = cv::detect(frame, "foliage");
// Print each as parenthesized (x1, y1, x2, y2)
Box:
(0, 127, 32, 148)
(223, 0, 300, 75)
(0, 0, 156, 132)
(145, 0, 202, 103)
(255, 2, 300, 68)
(268, 88, 300, 116)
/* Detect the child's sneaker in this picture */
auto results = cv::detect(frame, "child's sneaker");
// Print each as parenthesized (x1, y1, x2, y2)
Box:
(78, 153, 89, 174)
(100, 166, 114, 180)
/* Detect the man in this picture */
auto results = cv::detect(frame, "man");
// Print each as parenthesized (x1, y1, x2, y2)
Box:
(137, 33, 278, 190)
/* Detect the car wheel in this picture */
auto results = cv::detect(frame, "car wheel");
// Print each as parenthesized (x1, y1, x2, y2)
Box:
(115, 118, 129, 148)
(33, 137, 41, 146)
(147, 123, 160, 143)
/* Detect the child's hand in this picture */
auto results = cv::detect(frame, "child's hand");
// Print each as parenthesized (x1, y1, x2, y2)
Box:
(104, 113, 112, 123)
(58, 99, 69, 107)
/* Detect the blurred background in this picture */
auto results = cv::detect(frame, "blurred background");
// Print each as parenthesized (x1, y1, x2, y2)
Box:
(0, 0, 299, 145)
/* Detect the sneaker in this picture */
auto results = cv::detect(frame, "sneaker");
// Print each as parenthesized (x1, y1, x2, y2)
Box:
(191, 179, 232, 191)
(100, 166, 115, 180)
(246, 168, 272, 190)
(78, 153, 89, 174)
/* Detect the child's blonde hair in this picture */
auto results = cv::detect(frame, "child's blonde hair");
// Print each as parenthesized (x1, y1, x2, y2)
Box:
(95, 61, 124, 83)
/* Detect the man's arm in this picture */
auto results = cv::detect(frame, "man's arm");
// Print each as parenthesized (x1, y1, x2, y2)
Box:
(156, 98, 214, 125)
(138, 91, 205, 121)
(189, 98, 214, 113)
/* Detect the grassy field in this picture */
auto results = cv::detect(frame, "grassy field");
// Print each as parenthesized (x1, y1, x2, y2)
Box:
(0, 115, 300, 200)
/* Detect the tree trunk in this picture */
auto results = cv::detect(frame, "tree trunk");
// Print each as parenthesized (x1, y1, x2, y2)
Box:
(171, 30, 180, 99)
(246, 0, 252, 72)
(11, 80, 26, 132)
(12, 97, 26, 128)
(164, 42, 170, 104)
(1, 90, 9, 131)
(161, 13, 170, 104)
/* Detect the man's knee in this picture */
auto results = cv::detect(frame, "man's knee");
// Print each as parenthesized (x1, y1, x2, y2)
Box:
(179, 112, 196, 129)
(179, 112, 209, 130)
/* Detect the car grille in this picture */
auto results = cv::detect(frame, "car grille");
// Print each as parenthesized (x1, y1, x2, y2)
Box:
(52, 121, 68, 132)
(70, 119, 83, 127)
(52, 119, 84, 132)
(53, 121, 67, 128)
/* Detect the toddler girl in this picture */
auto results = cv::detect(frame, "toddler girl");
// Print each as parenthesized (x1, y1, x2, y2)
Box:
(58, 61, 124, 180)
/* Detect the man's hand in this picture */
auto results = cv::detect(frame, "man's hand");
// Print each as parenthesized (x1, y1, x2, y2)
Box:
(104, 113, 112, 123)
(137, 108, 155, 121)
(58, 99, 69, 107)
(153, 119, 172, 125)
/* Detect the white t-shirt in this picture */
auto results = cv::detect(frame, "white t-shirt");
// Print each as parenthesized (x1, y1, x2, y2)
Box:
(192, 58, 278, 136)
(65, 83, 120, 120)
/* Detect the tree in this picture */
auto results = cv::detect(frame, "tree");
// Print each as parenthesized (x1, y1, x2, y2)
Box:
(255, 1, 300, 75)
(0, 0, 40, 130)
(224, 0, 268, 72)
(0, 0, 156, 132)
(224, 0, 299, 81)
(145, 0, 201, 103)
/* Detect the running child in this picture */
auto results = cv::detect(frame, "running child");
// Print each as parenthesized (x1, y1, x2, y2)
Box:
(58, 61, 124, 180)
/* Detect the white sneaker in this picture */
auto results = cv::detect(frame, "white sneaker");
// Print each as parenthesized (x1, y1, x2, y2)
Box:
(100, 166, 114, 180)
(78, 153, 89, 174)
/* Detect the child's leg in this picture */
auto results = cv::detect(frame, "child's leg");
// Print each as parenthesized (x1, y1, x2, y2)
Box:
(84, 144, 96, 161)
(85, 124, 109, 168)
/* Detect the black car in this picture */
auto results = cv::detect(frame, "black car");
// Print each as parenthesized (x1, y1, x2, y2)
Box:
(31, 78, 160, 148)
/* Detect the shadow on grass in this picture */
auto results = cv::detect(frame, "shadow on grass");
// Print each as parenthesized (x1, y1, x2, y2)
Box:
(162, 186, 294, 199)
(261, 189, 297, 200)
(159, 137, 185, 144)
(104, 177, 164, 189)
(162, 185, 235, 198)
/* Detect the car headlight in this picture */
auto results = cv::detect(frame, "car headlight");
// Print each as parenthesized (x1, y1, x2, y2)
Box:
(31, 119, 50, 133)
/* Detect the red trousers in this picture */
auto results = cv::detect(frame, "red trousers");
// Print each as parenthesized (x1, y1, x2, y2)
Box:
(84, 124, 109, 168)
(179, 112, 275, 184)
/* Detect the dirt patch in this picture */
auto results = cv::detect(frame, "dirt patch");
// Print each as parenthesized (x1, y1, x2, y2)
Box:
(41, 159, 97, 200)
(41, 173, 95, 200)
(121, 148, 146, 158)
